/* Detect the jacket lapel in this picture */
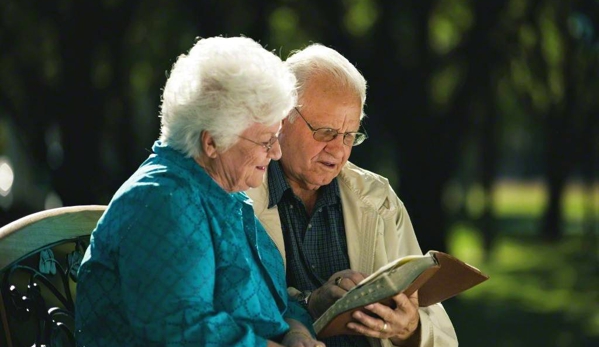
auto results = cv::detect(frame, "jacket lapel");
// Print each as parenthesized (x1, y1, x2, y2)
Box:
(339, 179, 378, 275)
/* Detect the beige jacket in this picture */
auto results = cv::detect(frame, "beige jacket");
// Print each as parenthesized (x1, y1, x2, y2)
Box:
(247, 161, 458, 347)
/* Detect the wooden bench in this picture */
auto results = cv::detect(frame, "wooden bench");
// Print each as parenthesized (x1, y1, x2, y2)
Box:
(0, 205, 106, 347)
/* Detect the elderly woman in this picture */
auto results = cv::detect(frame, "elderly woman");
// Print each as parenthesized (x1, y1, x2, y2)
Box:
(75, 36, 324, 347)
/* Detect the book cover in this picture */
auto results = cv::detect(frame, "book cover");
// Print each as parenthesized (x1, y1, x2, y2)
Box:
(313, 251, 489, 338)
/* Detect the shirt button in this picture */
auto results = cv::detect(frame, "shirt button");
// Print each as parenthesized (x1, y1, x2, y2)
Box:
(311, 265, 316, 269)
(307, 224, 312, 228)
(290, 206, 294, 209)
(318, 209, 322, 213)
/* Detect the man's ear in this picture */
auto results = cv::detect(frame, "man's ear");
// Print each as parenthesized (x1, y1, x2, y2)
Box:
(200, 131, 218, 158)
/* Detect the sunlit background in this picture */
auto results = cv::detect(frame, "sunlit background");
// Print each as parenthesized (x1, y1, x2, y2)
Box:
(0, 0, 597, 346)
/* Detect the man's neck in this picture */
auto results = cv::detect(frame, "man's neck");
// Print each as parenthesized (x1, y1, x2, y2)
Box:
(291, 186, 319, 216)
(279, 163, 324, 216)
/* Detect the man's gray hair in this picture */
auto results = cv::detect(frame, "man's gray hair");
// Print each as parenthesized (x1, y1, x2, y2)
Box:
(285, 43, 367, 120)
(159, 36, 297, 157)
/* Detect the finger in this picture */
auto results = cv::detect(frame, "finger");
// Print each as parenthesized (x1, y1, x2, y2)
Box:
(314, 284, 346, 303)
(345, 271, 367, 284)
(351, 307, 391, 333)
(408, 290, 419, 306)
(329, 269, 367, 283)
(392, 293, 418, 314)
(333, 276, 356, 291)
(361, 302, 395, 321)
(331, 274, 364, 291)
(362, 301, 420, 337)
(389, 294, 421, 338)
(346, 319, 390, 339)
(328, 270, 351, 281)
(313, 283, 347, 307)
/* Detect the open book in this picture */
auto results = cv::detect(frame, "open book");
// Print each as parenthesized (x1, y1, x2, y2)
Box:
(313, 250, 489, 338)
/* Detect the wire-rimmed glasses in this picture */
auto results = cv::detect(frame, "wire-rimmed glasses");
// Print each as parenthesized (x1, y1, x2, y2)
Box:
(294, 107, 368, 146)
(237, 135, 279, 152)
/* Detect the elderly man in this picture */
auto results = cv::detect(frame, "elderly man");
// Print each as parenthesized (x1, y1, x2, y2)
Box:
(247, 43, 458, 347)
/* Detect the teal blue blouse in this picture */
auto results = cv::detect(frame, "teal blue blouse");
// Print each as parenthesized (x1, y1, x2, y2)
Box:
(75, 141, 312, 346)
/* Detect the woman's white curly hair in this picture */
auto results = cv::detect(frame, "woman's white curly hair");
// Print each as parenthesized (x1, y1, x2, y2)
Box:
(159, 36, 297, 157)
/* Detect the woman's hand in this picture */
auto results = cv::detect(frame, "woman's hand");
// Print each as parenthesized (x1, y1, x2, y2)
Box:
(281, 329, 326, 347)
(279, 318, 326, 347)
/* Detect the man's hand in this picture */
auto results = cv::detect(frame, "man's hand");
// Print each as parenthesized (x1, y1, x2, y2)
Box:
(346, 291, 421, 346)
(307, 270, 367, 318)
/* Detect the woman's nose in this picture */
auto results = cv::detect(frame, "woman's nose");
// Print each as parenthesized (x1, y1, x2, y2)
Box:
(269, 140, 282, 160)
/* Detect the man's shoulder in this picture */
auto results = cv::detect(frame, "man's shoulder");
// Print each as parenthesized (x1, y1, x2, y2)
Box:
(339, 162, 400, 210)
(340, 161, 392, 190)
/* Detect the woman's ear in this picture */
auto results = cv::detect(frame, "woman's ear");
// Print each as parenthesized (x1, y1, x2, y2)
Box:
(200, 131, 218, 158)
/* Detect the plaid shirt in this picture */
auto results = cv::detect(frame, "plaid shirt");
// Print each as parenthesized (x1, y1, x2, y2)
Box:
(267, 161, 369, 347)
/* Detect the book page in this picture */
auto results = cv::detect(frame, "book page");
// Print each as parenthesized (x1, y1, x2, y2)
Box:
(354, 253, 429, 289)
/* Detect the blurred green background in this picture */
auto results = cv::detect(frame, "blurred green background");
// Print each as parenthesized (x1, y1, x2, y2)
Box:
(0, 0, 597, 346)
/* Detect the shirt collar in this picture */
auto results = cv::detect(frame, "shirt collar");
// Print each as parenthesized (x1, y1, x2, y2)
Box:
(267, 160, 340, 208)
(267, 161, 292, 208)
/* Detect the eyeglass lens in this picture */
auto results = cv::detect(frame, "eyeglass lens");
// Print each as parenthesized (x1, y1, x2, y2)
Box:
(295, 108, 367, 146)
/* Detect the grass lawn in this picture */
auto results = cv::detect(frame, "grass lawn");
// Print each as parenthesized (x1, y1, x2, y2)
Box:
(441, 180, 598, 346)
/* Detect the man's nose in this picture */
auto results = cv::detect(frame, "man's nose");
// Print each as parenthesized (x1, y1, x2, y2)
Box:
(325, 134, 346, 152)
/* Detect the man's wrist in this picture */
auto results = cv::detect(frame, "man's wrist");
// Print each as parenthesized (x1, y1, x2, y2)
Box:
(390, 320, 421, 346)
(297, 290, 312, 308)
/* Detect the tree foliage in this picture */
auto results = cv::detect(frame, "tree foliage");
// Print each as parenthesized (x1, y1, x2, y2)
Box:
(0, 0, 597, 251)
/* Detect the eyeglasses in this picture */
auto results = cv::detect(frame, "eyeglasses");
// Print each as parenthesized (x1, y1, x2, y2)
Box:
(294, 107, 368, 146)
(237, 135, 279, 152)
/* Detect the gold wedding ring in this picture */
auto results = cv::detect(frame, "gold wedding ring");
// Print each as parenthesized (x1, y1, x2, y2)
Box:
(334, 276, 343, 286)
(380, 322, 388, 333)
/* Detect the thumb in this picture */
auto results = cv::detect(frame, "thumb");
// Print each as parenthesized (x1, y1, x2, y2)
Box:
(408, 290, 419, 307)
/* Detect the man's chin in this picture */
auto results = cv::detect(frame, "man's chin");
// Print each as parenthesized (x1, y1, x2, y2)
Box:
(308, 174, 336, 188)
